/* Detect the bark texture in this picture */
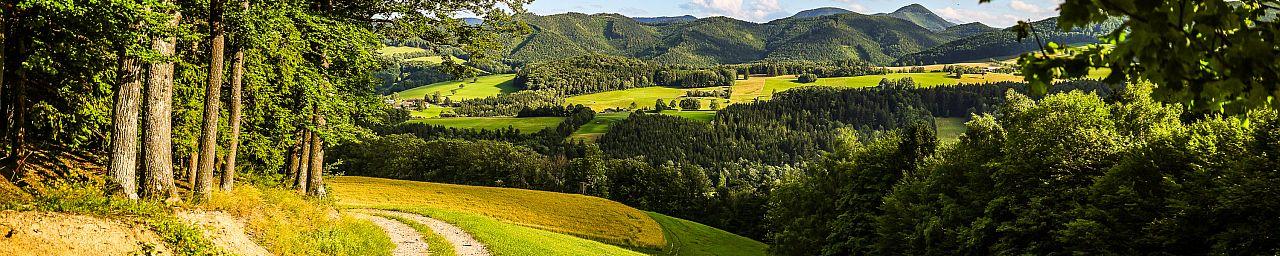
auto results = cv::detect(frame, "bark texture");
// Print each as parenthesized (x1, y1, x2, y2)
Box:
(306, 114, 324, 197)
(220, 0, 249, 191)
(142, 11, 180, 200)
(196, 0, 227, 200)
(110, 47, 146, 200)
(294, 130, 311, 193)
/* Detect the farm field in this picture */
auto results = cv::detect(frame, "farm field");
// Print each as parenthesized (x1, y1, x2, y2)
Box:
(328, 177, 667, 251)
(935, 117, 969, 144)
(566, 86, 727, 111)
(393, 74, 519, 101)
(568, 112, 630, 142)
(407, 116, 563, 134)
(648, 212, 767, 256)
(377, 46, 426, 56)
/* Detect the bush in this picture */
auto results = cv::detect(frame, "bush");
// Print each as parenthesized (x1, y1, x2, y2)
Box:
(797, 73, 818, 83)
(679, 98, 702, 110)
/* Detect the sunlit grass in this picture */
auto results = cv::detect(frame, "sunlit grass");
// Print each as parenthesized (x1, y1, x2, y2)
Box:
(935, 117, 969, 144)
(203, 186, 394, 256)
(406, 116, 565, 134)
(375, 213, 457, 256)
(328, 176, 666, 250)
(566, 86, 726, 111)
(393, 74, 519, 101)
(648, 212, 766, 256)
(390, 207, 648, 256)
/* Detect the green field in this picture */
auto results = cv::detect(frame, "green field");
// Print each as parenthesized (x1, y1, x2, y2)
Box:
(330, 177, 765, 256)
(733, 73, 1024, 102)
(406, 55, 465, 64)
(568, 112, 631, 142)
(394, 74, 519, 101)
(935, 117, 969, 144)
(566, 86, 728, 111)
(648, 212, 766, 256)
(377, 46, 427, 56)
(408, 116, 564, 134)
(658, 110, 717, 122)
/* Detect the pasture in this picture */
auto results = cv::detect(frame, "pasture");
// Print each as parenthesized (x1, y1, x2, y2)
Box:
(328, 177, 667, 250)
(731, 72, 1024, 101)
(393, 74, 519, 101)
(648, 212, 767, 256)
(566, 86, 728, 111)
(377, 46, 427, 56)
(407, 116, 564, 134)
(935, 117, 969, 144)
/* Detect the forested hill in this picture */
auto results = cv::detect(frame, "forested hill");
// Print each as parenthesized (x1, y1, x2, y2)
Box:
(875, 4, 957, 31)
(893, 17, 1123, 65)
(504, 5, 961, 66)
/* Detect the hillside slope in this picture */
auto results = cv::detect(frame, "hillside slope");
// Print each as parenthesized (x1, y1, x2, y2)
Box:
(894, 17, 1122, 65)
(329, 176, 766, 256)
(505, 5, 961, 66)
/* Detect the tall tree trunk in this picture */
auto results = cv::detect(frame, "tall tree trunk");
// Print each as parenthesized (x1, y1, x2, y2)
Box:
(187, 154, 197, 189)
(285, 141, 300, 187)
(110, 44, 146, 200)
(306, 113, 324, 197)
(0, 14, 8, 156)
(143, 11, 181, 201)
(196, 0, 227, 200)
(294, 130, 311, 192)
(220, 0, 249, 191)
(220, 45, 244, 191)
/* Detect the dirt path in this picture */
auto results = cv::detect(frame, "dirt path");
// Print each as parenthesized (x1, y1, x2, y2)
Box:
(352, 212, 431, 256)
(0, 210, 172, 256)
(357, 209, 490, 256)
(176, 210, 271, 256)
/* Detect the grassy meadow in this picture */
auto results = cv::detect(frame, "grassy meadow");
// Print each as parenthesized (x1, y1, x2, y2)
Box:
(393, 74, 519, 101)
(328, 177, 668, 249)
(377, 46, 427, 56)
(393, 207, 648, 256)
(565, 86, 728, 111)
(934, 117, 969, 144)
(569, 112, 631, 142)
(407, 116, 564, 134)
(648, 212, 767, 256)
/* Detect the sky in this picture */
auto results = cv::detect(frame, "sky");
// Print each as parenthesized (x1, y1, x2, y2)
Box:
(522, 0, 1065, 28)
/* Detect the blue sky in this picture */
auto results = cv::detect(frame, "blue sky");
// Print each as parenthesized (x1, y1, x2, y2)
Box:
(522, 0, 1064, 27)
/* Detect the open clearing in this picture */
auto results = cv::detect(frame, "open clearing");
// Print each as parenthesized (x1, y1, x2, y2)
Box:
(569, 111, 717, 142)
(408, 116, 564, 134)
(378, 46, 427, 56)
(935, 117, 969, 144)
(329, 177, 666, 249)
(648, 212, 766, 256)
(566, 86, 728, 111)
(330, 177, 768, 256)
(393, 74, 519, 101)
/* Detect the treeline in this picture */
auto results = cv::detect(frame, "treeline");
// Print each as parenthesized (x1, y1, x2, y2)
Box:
(767, 88, 1280, 255)
(731, 60, 888, 78)
(514, 55, 737, 95)
(451, 90, 564, 117)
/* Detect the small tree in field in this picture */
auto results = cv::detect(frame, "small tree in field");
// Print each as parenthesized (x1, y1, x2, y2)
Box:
(679, 98, 701, 110)
(655, 99, 669, 111)
(797, 73, 818, 83)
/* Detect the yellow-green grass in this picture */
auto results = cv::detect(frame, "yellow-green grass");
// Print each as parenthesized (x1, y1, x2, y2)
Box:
(566, 86, 727, 111)
(410, 107, 455, 118)
(658, 110, 717, 122)
(391, 207, 647, 256)
(406, 55, 465, 65)
(377, 46, 427, 56)
(732, 73, 1024, 101)
(935, 117, 969, 144)
(393, 74, 519, 101)
(648, 212, 766, 256)
(407, 117, 565, 134)
(204, 186, 395, 256)
(328, 176, 667, 250)
(568, 112, 631, 142)
(375, 213, 457, 256)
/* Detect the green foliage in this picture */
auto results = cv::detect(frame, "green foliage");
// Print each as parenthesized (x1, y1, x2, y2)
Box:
(894, 17, 1120, 65)
(796, 73, 817, 83)
(1013, 0, 1280, 113)
(678, 98, 702, 110)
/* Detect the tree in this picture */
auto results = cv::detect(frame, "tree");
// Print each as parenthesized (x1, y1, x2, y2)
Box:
(679, 98, 701, 110)
(196, 0, 229, 200)
(109, 38, 147, 200)
(797, 73, 818, 83)
(709, 100, 720, 110)
(655, 99, 668, 111)
(1006, 0, 1280, 113)
(220, 0, 251, 191)
(306, 113, 324, 197)
(143, 7, 181, 201)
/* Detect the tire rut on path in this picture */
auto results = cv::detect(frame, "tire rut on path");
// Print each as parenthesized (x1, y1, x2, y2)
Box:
(352, 212, 431, 256)
(356, 209, 491, 256)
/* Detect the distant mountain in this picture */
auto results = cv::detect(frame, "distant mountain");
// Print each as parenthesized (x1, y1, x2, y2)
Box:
(633, 15, 697, 24)
(875, 4, 956, 31)
(790, 7, 854, 19)
(461, 18, 483, 25)
(939, 22, 998, 38)
(505, 11, 960, 66)
(894, 17, 1123, 65)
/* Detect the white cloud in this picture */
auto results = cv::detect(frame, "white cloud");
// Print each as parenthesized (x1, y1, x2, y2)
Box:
(831, 0, 868, 13)
(1009, 0, 1047, 14)
(682, 0, 787, 22)
(936, 7, 1016, 27)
